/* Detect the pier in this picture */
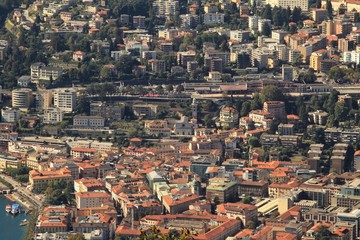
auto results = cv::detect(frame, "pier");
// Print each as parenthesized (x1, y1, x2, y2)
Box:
(0, 182, 11, 194)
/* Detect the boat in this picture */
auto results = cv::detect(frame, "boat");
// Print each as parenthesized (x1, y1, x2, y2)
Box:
(5, 204, 11, 213)
(11, 204, 20, 214)
(19, 219, 28, 226)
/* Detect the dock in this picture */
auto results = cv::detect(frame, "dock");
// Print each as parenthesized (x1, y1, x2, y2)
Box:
(0, 182, 11, 194)
(5, 192, 33, 211)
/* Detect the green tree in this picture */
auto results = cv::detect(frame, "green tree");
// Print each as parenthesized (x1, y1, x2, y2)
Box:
(298, 68, 317, 83)
(292, 53, 303, 66)
(246, 220, 256, 229)
(251, 94, 262, 110)
(334, 101, 349, 122)
(315, 226, 331, 240)
(296, 97, 308, 123)
(155, 85, 164, 94)
(241, 196, 254, 204)
(316, 0, 322, 8)
(165, 84, 174, 92)
(76, 95, 90, 115)
(272, 7, 284, 26)
(323, 91, 339, 114)
(260, 86, 285, 103)
(309, 127, 325, 144)
(329, 66, 346, 82)
(67, 233, 85, 240)
(326, 0, 333, 19)
(291, 7, 302, 23)
(204, 114, 215, 128)
(262, 23, 272, 37)
(175, 85, 184, 93)
(249, 136, 261, 148)
(261, 4, 272, 20)
(241, 102, 251, 116)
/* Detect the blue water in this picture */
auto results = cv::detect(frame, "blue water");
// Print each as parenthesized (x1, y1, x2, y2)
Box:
(0, 196, 28, 240)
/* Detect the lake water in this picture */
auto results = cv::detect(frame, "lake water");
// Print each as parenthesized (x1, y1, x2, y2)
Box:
(0, 196, 28, 240)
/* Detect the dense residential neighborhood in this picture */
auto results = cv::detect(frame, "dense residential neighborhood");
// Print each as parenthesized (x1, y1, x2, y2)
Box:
(1, 0, 360, 239)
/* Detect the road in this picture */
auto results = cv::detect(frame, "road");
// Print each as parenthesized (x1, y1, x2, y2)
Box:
(0, 175, 42, 209)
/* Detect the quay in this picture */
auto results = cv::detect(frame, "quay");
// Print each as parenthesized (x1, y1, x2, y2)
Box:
(0, 182, 11, 194)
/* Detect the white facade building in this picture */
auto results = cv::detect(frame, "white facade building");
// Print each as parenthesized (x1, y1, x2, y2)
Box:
(12, 88, 33, 109)
(73, 115, 105, 128)
(53, 89, 76, 113)
(1, 108, 21, 122)
(43, 107, 64, 124)
(343, 51, 360, 65)
(204, 13, 225, 25)
(248, 16, 259, 32)
(266, 0, 309, 10)
(230, 30, 250, 42)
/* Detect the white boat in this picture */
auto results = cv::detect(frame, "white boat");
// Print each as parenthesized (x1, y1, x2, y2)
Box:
(20, 219, 28, 226)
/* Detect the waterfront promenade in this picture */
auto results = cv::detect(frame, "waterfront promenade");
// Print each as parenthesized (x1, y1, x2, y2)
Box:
(0, 175, 42, 208)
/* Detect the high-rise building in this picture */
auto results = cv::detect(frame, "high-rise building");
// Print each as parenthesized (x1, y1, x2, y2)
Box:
(12, 88, 33, 109)
(258, 19, 272, 34)
(180, 14, 199, 29)
(248, 15, 259, 32)
(237, 51, 251, 69)
(35, 90, 53, 111)
(133, 16, 146, 29)
(53, 89, 77, 113)
(282, 64, 295, 81)
(153, 0, 179, 19)
(343, 51, 360, 65)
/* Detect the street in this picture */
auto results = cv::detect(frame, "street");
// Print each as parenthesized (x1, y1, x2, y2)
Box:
(0, 175, 42, 208)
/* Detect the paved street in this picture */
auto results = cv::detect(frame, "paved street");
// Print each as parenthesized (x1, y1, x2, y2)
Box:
(0, 175, 42, 208)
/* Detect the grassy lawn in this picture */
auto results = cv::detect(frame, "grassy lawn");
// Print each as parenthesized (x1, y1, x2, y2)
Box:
(291, 155, 306, 162)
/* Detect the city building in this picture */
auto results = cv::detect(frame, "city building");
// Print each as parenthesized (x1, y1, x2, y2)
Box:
(43, 107, 64, 124)
(0, 155, 22, 170)
(308, 110, 329, 125)
(29, 168, 72, 192)
(238, 181, 269, 197)
(217, 106, 239, 129)
(70, 147, 98, 158)
(35, 90, 53, 111)
(12, 88, 33, 109)
(133, 16, 146, 29)
(312, 9, 328, 22)
(206, 179, 238, 203)
(266, 0, 309, 10)
(73, 115, 105, 128)
(76, 191, 111, 209)
(30, 62, 63, 82)
(152, 0, 179, 19)
(203, 13, 225, 25)
(263, 101, 286, 121)
(217, 203, 258, 227)
(17, 76, 31, 87)
(74, 178, 104, 193)
(90, 102, 125, 121)
(1, 108, 20, 122)
(133, 104, 158, 118)
(53, 89, 77, 113)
